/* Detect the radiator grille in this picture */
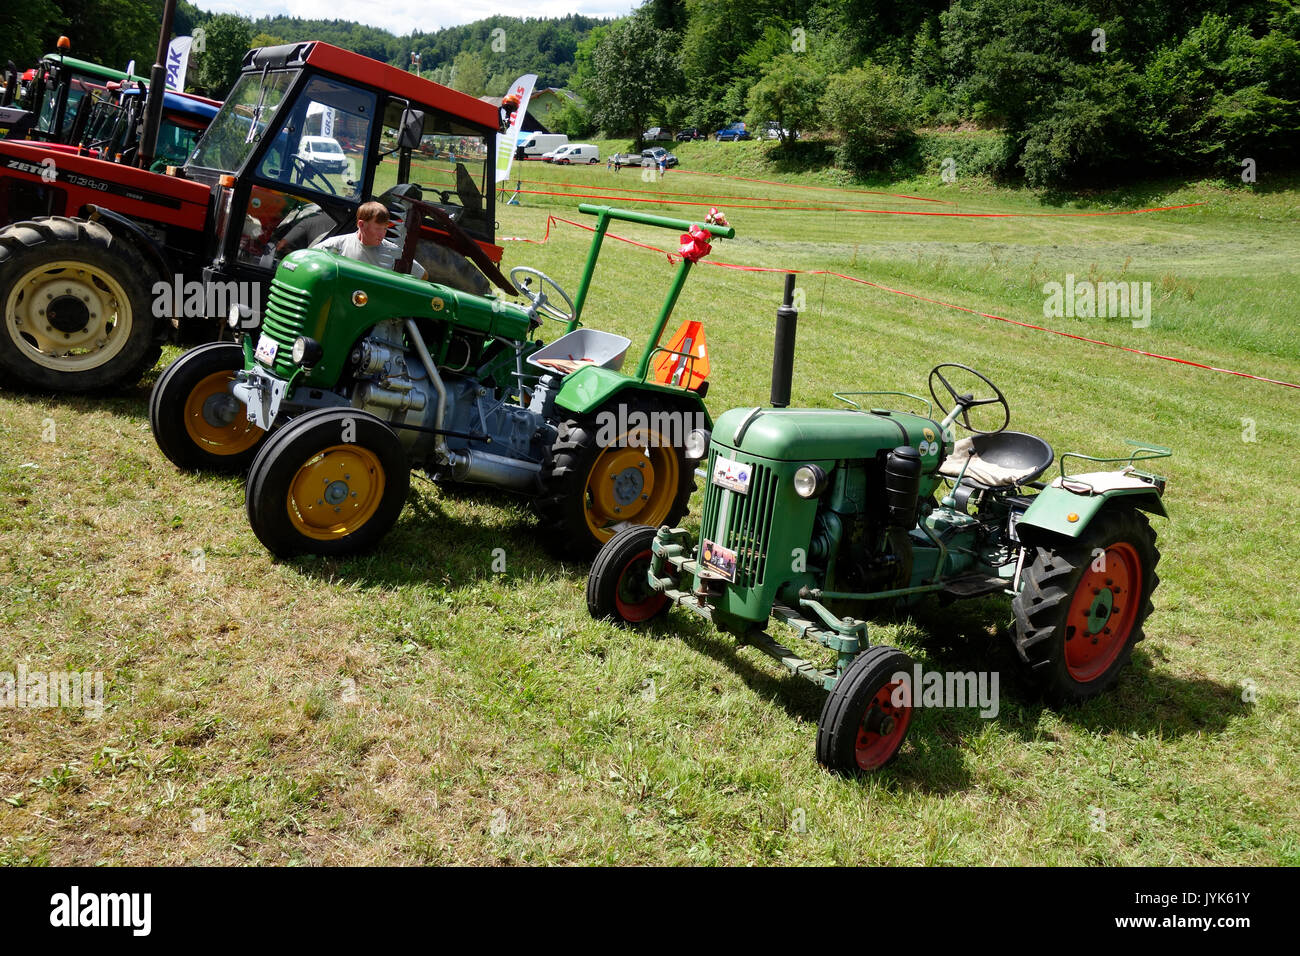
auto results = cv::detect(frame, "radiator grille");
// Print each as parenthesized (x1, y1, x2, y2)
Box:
(698, 450, 778, 588)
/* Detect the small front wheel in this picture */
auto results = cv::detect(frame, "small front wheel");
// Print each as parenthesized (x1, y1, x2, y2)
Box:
(587, 525, 669, 625)
(150, 341, 266, 473)
(817, 646, 914, 773)
(244, 408, 409, 557)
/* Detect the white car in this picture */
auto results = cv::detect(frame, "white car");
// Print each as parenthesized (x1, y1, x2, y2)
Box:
(543, 145, 572, 163)
(555, 144, 599, 164)
(297, 135, 347, 174)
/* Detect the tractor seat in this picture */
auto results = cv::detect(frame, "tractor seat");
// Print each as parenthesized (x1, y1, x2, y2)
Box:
(937, 431, 1054, 489)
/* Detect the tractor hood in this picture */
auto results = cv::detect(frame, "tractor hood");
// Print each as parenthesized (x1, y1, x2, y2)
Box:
(257, 249, 532, 384)
(713, 405, 950, 467)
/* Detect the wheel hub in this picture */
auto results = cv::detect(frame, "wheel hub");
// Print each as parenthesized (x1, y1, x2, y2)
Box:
(200, 391, 240, 429)
(611, 464, 645, 506)
(46, 293, 91, 334)
(6, 261, 129, 372)
(1086, 589, 1115, 634)
(324, 479, 350, 505)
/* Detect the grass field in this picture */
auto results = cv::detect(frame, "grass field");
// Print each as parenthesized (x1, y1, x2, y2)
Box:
(2, 142, 1298, 865)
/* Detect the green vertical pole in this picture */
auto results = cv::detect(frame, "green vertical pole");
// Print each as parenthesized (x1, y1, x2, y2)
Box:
(636, 257, 693, 381)
(569, 211, 610, 331)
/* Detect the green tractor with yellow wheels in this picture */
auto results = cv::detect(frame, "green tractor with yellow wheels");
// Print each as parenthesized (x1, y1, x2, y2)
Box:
(150, 202, 733, 559)
(588, 277, 1171, 773)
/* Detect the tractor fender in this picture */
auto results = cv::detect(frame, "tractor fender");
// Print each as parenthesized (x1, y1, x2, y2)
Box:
(1017, 481, 1167, 542)
(554, 364, 712, 428)
(82, 204, 172, 285)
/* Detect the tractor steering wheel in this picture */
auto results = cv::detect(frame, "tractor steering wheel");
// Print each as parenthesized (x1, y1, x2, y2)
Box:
(928, 363, 1011, 435)
(291, 155, 338, 196)
(510, 266, 575, 323)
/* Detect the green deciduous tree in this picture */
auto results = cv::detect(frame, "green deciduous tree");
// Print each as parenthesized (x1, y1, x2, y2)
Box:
(582, 13, 679, 146)
(745, 53, 824, 145)
(821, 64, 916, 174)
(189, 14, 250, 97)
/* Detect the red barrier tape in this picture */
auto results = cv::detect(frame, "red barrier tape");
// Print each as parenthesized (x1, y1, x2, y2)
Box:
(509, 187, 1205, 218)
(522, 215, 1296, 389)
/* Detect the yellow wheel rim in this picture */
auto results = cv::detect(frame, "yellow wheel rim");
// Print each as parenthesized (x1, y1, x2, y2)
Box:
(3, 259, 133, 372)
(183, 371, 262, 455)
(287, 445, 386, 541)
(583, 428, 680, 544)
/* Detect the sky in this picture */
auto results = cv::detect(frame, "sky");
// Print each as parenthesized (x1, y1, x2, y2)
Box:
(194, 1, 639, 38)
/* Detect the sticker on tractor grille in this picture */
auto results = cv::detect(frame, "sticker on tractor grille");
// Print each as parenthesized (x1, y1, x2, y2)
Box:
(700, 539, 738, 582)
(254, 334, 279, 366)
(711, 455, 752, 494)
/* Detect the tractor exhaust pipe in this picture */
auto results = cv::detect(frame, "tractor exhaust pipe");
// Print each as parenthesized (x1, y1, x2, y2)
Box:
(137, 0, 178, 169)
(770, 272, 798, 408)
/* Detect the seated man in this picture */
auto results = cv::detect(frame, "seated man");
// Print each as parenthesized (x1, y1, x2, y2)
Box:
(311, 200, 427, 280)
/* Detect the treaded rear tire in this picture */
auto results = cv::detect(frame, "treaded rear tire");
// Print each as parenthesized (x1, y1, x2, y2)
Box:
(535, 398, 695, 561)
(1012, 506, 1160, 705)
(0, 216, 161, 392)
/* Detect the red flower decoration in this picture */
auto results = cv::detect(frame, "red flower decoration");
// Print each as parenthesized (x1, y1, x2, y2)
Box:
(679, 224, 713, 262)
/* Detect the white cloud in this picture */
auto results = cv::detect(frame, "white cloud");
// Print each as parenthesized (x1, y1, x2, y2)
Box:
(194, 0, 636, 38)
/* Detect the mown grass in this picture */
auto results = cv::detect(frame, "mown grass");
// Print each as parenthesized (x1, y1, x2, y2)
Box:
(1, 150, 1297, 865)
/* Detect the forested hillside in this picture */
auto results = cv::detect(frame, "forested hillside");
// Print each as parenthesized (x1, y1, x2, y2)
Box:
(4, 0, 1296, 187)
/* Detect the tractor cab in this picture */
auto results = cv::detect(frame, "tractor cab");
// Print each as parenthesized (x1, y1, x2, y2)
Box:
(184, 42, 501, 294)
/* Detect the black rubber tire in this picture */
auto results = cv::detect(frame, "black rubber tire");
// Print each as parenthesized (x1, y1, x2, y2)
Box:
(0, 216, 161, 392)
(586, 524, 670, 626)
(817, 645, 915, 774)
(244, 408, 409, 558)
(1012, 506, 1160, 705)
(536, 397, 695, 561)
(150, 341, 267, 473)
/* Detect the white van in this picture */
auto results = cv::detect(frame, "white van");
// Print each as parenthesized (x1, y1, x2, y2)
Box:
(517, 133, 568, 159)
(297, 136, 348, 174)
(555, 143, 599, 165)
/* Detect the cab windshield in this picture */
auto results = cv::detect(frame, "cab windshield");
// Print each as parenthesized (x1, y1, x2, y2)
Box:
(189, 69, 298, 172)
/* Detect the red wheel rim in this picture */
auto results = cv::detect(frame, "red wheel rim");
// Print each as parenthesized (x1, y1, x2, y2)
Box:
(854, 678, 912, 770)
(1064, 541, 1141, 682)
(613, 549, 668, 623)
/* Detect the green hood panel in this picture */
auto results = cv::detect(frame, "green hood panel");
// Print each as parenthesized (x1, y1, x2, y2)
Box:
(713, 406, 949, 465)
(259, 249, 533, 384)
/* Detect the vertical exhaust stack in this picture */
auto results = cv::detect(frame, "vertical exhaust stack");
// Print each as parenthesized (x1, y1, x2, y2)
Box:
(137, 0, 178, 170)
(770, 272, 798, 408)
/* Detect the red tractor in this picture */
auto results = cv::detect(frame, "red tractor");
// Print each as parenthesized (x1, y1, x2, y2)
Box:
(0, 42, 503, 392)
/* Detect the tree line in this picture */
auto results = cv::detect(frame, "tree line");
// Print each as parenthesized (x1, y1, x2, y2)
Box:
(4, 1, 1296, 186)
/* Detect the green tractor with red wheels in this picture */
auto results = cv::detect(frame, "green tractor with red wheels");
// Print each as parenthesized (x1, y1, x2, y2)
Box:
(587, 278, 1171, 773)
(150, 203, 734, 559)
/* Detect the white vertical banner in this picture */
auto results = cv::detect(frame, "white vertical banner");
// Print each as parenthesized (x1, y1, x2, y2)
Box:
(495, 73, 536, 183)
(165, 36, 193, 91)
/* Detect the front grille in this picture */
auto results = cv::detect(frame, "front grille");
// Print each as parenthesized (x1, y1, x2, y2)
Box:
(259, 279, 312, 376)
(698, 450, 778, 588)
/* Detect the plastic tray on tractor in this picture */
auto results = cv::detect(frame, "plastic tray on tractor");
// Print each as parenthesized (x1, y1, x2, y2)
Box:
(527, 328, 631, 376)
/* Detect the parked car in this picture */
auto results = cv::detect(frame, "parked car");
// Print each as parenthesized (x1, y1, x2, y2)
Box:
(296, 135, 348, 173)
(675, 127, 704, 141)
(543, 144, 571, 162)
(608, 147, 678, 169)
(641, 127, 671, 142)
(556, 143, 599, 164)
(762, 122, 797, 141)
(714, 122, 750, 142)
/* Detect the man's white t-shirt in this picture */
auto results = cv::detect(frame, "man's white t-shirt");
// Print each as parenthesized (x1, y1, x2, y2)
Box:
(312, 231, 427, 280)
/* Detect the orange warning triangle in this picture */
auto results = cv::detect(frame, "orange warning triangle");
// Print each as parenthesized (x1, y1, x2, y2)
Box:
(653, 320, 710, 390)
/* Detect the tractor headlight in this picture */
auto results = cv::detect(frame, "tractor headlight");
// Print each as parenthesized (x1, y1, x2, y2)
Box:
(685, 428, 711, 460)
(292, 336, 323, 368)
(793, 464, 828, 498)
(227, 303, 256, 329)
